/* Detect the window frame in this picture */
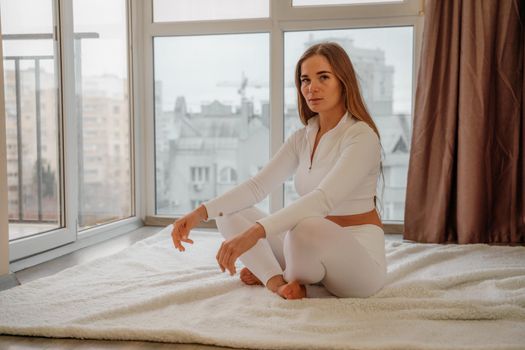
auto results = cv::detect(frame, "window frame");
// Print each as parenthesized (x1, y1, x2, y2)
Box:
(140, 0, 423, 231)
(4, 0, 141, 263)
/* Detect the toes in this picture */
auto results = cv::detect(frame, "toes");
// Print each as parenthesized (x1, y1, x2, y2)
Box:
(241, 268, 254, 279)
(277, 281, 305, 300)
(240, 268, 262, 285)
(240, 272, 263, 286)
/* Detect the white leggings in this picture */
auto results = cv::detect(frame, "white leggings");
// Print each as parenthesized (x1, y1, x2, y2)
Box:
(215, 206, 387, 298)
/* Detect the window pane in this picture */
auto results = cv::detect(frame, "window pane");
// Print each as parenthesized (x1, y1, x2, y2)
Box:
(284, 27, 413, 221)
(1, 0, 62, 240)
(293, 0, 403, 6)
(154, 34, 270, 215)
(153, 0, 269, 22)
(73, 0, 132, 229)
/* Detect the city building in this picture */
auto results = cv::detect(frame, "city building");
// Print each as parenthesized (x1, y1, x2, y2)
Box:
(4, 66, 131, 229)
(155, 38, 410, 221)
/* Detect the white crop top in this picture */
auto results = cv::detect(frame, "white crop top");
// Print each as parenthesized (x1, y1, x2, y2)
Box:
(203, 112, 381, 237)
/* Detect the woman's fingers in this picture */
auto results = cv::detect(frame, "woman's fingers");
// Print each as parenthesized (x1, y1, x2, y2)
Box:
(222, 242, 236, 275)
(226, 251, 237, 275)
(217, 242, 227, 272)
(216, 230, 260, 277)
(222, 251, 235, 275)
(171, 226, 182, 251)
(215, 243, 223, 271)
(217, 243, 229, 273)
(222, 250, 234, 275)
(216, 242, 238, 275)
(171, 221, 192, 252)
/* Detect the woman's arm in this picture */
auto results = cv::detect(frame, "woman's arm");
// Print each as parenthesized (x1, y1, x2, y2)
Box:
(196, 203, 208, 221)
(172, 135, 295, 252)
(202, 131, 301, 220)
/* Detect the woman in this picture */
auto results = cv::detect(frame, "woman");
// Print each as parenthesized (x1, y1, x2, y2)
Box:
(171, 42, 386, 300)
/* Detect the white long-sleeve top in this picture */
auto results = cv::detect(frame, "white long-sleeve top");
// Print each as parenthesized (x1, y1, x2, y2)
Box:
(202, 112, 381, 237)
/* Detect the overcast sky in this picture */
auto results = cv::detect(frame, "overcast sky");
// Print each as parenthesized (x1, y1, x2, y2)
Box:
(2, 0, 413, 115)
(155, 26, 413, 115)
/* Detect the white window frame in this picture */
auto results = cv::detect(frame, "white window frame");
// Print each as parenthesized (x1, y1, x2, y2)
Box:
(4, 0, 142, 264)
(138, 0, 424, 229)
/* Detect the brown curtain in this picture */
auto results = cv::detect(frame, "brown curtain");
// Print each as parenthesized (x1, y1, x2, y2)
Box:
(404, 0, 525, 244)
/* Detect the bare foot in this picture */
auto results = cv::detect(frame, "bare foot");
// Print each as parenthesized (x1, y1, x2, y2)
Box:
(240, 267, 263, 286)
(277, 280, 307, 300)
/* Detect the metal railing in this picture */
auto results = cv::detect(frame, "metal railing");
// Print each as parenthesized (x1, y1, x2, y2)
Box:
(4, 54, 53, 222)
(3, 32, 98, 223)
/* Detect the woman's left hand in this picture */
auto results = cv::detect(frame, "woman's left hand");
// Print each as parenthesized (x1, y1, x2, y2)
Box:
(216, 223, 266, 276)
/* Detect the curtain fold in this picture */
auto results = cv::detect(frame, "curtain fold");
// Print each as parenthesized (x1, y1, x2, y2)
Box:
(404, 0, 524, 244)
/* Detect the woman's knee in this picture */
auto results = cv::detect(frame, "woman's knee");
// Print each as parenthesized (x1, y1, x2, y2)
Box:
(285, 217, 325, 246)
(283, 217, 325, 271)
(215, 206, 267, 239)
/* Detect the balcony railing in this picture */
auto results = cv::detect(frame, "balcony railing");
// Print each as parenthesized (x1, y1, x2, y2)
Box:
(3, 32, 98, 224)
(4, 53, 53, 222)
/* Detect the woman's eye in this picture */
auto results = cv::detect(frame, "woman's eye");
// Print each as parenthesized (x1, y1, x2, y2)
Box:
(320, 75, 329, 80)
(301, 78, 310, 84)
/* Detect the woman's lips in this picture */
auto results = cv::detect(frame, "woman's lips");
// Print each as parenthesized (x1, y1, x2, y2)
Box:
(308, 98, 323, 104)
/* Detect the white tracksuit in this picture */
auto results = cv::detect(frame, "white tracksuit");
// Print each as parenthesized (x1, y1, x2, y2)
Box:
(203, 112, 387, 297)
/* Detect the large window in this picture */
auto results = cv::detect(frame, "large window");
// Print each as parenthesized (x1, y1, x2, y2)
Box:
(1, 0, 134, 260)
(284, 28, 413, 221)
(1, 0, 62, 240)
(154, 33, 270, 215)
(147, 0, 420, 225)
(153, 0, 269, 22)
(73, 0, 132, 229)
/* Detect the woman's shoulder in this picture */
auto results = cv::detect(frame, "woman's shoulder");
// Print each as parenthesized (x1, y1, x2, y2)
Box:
(346, 118, 375, 133)
(341, 117, 380, 144)
(281, 124, 308, 155)
(286, 121, 309, 142)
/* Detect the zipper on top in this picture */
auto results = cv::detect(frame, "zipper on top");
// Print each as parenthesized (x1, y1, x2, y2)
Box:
(308, 133, 326, 172)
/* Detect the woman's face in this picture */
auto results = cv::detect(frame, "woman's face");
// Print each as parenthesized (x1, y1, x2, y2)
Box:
(300, 54, 345, 117)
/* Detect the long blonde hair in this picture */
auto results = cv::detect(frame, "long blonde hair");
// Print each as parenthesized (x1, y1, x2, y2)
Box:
(294, 42, 380, 139)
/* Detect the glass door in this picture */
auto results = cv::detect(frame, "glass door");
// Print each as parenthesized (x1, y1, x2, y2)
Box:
(2, 0, 134, 261)
(1, 0, 76, 260)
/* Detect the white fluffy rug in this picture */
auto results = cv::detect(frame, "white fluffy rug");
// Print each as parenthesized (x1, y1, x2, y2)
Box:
(1, 227, 524, 350)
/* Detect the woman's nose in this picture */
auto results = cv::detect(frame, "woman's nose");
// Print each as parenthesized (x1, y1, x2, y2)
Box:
(308, 82, 319, 92)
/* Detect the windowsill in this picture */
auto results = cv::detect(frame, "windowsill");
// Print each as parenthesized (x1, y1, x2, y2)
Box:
(78, 216, 142, 239)
(9, 217, 144, 273)
(144, 215, 404, 235)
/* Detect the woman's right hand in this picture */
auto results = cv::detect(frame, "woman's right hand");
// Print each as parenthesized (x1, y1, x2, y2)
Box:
(171, 205, 208, 252)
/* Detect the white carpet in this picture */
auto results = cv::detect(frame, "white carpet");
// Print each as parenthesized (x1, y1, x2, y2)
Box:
(1, 227, 524, 350)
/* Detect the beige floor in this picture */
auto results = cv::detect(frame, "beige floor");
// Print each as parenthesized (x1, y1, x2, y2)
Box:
(1, 225, 403, 349)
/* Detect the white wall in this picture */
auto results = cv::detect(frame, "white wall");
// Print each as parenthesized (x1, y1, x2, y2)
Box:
(0, 30, 8, 276)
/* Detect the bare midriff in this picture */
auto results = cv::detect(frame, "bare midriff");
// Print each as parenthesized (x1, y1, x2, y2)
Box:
(325, 209, 383, 229)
